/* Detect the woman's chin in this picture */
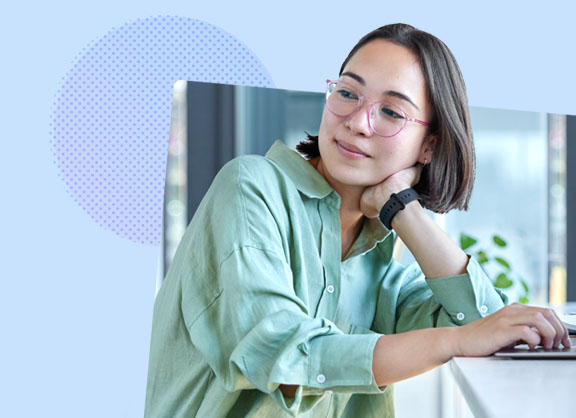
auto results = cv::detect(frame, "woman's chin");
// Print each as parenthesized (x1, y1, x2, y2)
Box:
(316, 154, 389, 190)
(329, 172, 385, 189)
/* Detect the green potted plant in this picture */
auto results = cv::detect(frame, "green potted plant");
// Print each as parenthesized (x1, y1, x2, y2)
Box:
(459, 233, 530, 304)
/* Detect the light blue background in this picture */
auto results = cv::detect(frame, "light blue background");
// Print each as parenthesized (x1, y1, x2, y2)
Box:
(1, 2, 575, 417)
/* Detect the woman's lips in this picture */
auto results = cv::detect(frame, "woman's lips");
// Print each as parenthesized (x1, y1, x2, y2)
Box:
(336, 140, 370, 159)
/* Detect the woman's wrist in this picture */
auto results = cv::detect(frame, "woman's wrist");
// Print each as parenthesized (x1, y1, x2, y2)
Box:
(380, 182, 412, 203)
(360, 183, 411, 219)
(445, 326, 465, 358)
(389, 197, 423, 229)
(378, 188, 422, 230)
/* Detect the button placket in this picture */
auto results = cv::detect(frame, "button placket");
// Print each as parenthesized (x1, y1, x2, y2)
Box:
(316, 198, 341, 319)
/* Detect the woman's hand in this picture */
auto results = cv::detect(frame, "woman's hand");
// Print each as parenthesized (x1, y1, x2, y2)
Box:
(453, 303, 571, 356)
(360, 164, 423, 218)
(372, 304, 571, 386)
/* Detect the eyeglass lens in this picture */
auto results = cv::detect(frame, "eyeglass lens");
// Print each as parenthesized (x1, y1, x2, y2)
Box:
(326, 82, 406, 137)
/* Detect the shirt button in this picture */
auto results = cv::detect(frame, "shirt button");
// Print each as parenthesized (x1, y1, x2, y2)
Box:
(326, 285, 335, 294)
(316, 374, 326, 384)
(480, 305, 488, 314)
(456, 312, 465, 321)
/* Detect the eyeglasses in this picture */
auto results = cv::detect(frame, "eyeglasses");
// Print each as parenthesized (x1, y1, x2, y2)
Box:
(325, 79, 430, 138)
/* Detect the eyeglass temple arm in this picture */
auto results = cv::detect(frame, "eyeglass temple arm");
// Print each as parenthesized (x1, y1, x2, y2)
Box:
(406, 116, 430, 126)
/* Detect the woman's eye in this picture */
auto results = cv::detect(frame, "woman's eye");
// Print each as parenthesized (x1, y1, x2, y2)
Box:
(382, 107, 404, 119)
(337, 89, 358, 100)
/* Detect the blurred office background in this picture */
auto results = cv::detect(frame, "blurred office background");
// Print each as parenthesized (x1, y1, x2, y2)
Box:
(161, 80, 573, 418)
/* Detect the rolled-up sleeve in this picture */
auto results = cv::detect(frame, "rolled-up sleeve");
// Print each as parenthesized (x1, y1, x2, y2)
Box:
(374, 256, 508, 334)
(425, 256, 509, 325)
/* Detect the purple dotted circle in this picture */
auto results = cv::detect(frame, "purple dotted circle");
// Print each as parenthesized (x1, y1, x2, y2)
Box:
(51, 16, 274, 245)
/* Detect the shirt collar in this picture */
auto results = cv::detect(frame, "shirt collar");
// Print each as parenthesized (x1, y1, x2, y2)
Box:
(266, 140, 393, 256)
(265, 140, 334, 199)
(346, 217, 392, 259)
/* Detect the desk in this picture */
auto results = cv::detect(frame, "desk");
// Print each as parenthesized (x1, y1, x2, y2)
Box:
(450, 355, 576, 418)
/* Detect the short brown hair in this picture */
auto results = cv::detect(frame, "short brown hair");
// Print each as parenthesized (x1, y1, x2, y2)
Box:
(297, 23, 475, 213)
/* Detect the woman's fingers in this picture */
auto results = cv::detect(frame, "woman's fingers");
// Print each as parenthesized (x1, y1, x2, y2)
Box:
(456, 304, 570, 357)
(410, 163, 423, 187)
(516, 325, 541, 350)
(504, 304, 569, 349)
(528, 311, 556, 349)
(542, 308, 571, 348)
(540, 308, 562, 348)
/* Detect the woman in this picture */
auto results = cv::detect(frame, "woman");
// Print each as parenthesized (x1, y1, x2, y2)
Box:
(145, 24, 570, 417)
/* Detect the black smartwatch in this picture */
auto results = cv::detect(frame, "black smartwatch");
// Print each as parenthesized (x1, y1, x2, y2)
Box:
(379, 188, 422, 230)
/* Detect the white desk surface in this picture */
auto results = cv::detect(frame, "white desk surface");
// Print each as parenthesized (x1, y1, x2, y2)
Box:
(450, 355, 576, 418)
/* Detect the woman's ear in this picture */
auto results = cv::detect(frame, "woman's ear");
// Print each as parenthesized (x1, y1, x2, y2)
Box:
(419, 135, 437, 165)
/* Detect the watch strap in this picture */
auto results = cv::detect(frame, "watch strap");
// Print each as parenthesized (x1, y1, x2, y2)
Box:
(379, 188, 421, 230)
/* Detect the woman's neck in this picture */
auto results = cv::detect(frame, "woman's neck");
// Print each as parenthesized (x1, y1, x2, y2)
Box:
(309, 157, 366, 257)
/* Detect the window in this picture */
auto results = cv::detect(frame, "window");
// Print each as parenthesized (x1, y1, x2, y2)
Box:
(163, 82, 568, 304)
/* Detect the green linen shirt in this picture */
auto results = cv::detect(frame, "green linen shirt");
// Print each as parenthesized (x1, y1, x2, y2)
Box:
(144, 140, 507, 418)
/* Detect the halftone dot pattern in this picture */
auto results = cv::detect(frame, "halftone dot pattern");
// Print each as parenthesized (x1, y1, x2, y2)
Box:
(51, 16, 274, 245)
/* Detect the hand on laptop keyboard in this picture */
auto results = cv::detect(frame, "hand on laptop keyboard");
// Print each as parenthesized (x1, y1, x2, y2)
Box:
(452, 303, 571, 356)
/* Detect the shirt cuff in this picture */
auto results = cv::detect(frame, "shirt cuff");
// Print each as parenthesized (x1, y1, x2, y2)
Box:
(303, 332, 385, 394)
(425, 256, 508, 325)
(267, 330, 385, 415)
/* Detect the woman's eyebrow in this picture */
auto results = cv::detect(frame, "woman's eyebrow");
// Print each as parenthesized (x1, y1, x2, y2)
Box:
(384, 90, 419, 111)
(341, 71, 365, 85)
(341, 71, 419, 111)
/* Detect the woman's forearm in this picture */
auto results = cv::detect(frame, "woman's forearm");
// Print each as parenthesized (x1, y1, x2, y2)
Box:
(372, 304, 571, 387)
(372, 327, 459, 386)
(278, 329, 457, 398)
(279, 328, 458, 396)
(391, 201, 469, 279)
(359, 166, 469, 279)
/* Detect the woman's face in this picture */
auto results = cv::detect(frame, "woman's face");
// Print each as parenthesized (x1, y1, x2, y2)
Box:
(317, 39, 435, 188)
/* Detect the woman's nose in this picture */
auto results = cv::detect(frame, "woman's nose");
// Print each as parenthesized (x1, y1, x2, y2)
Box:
(345, 102, 374, 137)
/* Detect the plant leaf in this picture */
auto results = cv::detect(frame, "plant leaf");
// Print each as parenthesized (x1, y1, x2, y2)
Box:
(494, 272, 513, 289)
(460, 233, 478, 251)
(520, 278, 529, 293)
(492, 235, 507, 247)
(518, 296, 530, 304)
(494, 256, 511, 270)
(476, 250, 489, 265)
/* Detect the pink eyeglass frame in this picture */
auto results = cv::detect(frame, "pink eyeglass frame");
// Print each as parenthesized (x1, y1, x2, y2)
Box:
(325, 79, 431, 138)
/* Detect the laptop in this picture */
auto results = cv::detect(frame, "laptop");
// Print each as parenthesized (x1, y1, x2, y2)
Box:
(493, 313, 576, 359)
